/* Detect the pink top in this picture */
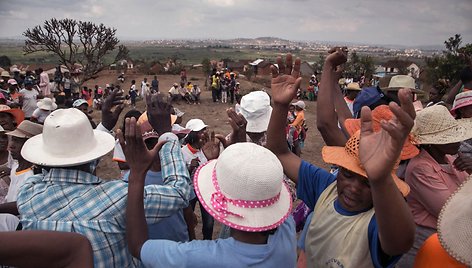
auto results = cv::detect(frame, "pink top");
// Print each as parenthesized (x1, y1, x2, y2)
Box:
(405, 149, 468, 229)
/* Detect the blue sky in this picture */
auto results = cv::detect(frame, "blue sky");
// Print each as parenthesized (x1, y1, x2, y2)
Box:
(0, 0, 471, 47)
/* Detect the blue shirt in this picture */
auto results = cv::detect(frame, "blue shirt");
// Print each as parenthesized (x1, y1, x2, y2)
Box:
(297, 160, 400, 268)
(140, 216, 297, 268)
(17, 139, 191, 268)
(124, 170, 196, 242)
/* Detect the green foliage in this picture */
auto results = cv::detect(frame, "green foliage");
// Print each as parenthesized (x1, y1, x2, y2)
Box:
(425, 34, 470, 83)
(344, 51, 375, 79)
(0, 55, 11, 69)
(201, 58, 211, 76)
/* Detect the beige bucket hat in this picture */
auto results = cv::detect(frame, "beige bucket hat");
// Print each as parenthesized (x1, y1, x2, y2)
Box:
(411, 105, 472, 145)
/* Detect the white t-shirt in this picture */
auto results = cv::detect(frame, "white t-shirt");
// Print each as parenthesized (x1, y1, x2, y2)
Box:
(5, 161, 34, 202)
(19, 89, 39, 118)
(32, 108, 52, 124)
(113, 140, 126, 163)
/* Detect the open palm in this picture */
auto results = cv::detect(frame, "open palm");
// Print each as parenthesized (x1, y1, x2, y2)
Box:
(271, 54, 302, 106)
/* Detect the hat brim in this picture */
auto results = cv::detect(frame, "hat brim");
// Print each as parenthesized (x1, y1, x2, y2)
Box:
(412, 120, 472, 145)
(383, 87, 424, 94)
(242, 106, 272, 133)
(21, 130, 115, 167)
(0, 109, 24, 125)
(344, 119, 419, 160)
(450, 101, 472, 116)
(438, 177, 472, 266)
(322, 146, 410, 196)
(37, 102, 58, 111)
(194, 160, 292, 232)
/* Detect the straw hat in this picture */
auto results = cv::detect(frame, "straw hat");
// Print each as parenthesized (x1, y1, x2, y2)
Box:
(344, 105, 419, 160)
(411, 105, 472, 145)
(450, 91, 472, 116)
(21, 108, 115, 167)
(239, 91, 272, 133)
(322, 131, 410, 196)
(0, 105, 25, 126)
(346, 82, 362, 91)
(194, 143, 292, 231)
(185, 119, 207, 132)
(37, 98, 57, 111)
(6, 120, 43, 139)
(383, 75, 415, 91)
(291, 100, 306, 110)
(1, 71, 10, 78)
(437, 176, 472, 266)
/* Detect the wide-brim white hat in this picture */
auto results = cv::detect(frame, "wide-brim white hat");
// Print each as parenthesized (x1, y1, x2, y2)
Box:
(21, 108, 115, 167)
(438, 176, 472, 266)
(240, 91, 273, 133)
(194, 143, 292, 231)
(37, 97, 57, 111)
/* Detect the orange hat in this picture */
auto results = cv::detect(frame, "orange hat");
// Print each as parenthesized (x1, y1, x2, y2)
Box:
(0, 105, 25, 126)
(344, 105, 419, 160)
(322, 131, 410, 196)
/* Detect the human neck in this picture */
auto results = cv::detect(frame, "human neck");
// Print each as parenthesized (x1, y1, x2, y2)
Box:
(17, 158, 33, 172)
(230, 229, 269, 245)
(425, 147, 447, 164)
(0, 151, 8, 164)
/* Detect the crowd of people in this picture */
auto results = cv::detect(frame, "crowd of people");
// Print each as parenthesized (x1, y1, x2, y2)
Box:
(0, 48, 471, 268)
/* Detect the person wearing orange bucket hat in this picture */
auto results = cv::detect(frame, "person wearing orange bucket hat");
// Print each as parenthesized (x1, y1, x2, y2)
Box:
(266, 52, 415, 268)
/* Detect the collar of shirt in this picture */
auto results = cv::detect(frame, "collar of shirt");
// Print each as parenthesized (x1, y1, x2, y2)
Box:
(420, 149, 456, 174)
(42, 168, 102, 184)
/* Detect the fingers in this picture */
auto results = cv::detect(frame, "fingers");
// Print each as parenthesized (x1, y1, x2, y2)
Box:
(285, 54, 293, 75)
(117, 129, 125, 150)
(360, 106, 374, 136)
(145, 92, 153, 107)
(214, 134, 227, 147)
(276, 56, 284, 75)
(292, 58, 301, 78)
(397, 88, 416, 119)
(294, 77, 303, 94)
(270, 65, 279, 78)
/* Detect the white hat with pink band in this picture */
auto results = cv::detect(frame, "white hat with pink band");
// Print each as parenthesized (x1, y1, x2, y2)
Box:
(194, 142, 292, 232)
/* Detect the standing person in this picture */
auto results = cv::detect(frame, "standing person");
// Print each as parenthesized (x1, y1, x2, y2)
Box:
(141, 77, 148, 98)
(220, 77, 228, 103)
(31, 98, 57, 124)
(126, 142, 297, 268)
(73, 99, 96, 129)
(36, 68, 50, 98)
(289, 100, 306, 156)
(15, 90, 191, 268)
(397, 105, 472, 267)
(62, 71, 72, 99)
(267, 52, 415, 268)
(344, 82, 362, 115)
(180, 69, 187, 84)
(229, 72, 236, 104)
(19, 77, 40, 120)
(210, 71, 220, 103)
(54, 65, 63, 92)
(6, 79, 21, 108)
(151, 75, 159, 93)
(129, 80, 138, 109)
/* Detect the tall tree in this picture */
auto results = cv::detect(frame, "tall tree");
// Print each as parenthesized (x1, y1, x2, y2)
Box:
(23, 18, 120, 85)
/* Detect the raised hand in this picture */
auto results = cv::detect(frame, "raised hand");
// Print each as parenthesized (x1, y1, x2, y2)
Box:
(270, 54, 302, 106)
(101, 88, 125, 130)
(359, 88, 416, 182)
(117, 117, 166, 177)
(202, 131, 221, 160)
(145, 92, 172, 135)
(224, 107, 247, 147)
(325, 47, 348, 69)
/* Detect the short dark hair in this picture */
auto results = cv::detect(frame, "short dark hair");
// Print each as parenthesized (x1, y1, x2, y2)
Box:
(184, 131, 200, 145)
(460, 66, 472, 84)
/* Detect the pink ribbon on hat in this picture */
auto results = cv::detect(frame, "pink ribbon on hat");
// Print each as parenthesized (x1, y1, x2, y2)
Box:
(210, 168, 280, 219)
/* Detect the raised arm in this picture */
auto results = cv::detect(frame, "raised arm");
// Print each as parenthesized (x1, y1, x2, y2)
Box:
(444, 80, 463, 105)
(266, 54, 302, 183)
(316, 48, 350, 146)
(0, 231, 93, 268)
(359, 88, 416, 255)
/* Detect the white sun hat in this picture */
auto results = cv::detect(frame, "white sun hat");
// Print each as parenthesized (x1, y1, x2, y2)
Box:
(185, 119, 207, 132)
(291, 100, 306, 110)
(194, 142, 292, 232)
(21, 108, 115, 167)
(37, 97, 58, 111)
(239, 91, 273, 133)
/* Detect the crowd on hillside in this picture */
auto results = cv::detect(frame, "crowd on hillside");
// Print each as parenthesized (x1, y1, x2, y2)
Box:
(0, 47, 471, 268)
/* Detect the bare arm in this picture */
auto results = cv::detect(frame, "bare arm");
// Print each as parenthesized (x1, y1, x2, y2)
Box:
(0, 202, 18, 215)
(332, 73, 354, 134)
(0, 231, 93, 268)
(360, 88, 416, 255)
(266, 54, 303, 183)
(445, 80, 463, 104)
(316, 48, 349, 147)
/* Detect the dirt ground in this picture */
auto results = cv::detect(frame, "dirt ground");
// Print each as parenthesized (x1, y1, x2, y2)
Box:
(85, 69, 329, 239)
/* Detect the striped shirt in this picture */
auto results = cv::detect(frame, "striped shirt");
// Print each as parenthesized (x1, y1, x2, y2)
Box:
(17, 139, 191, 268)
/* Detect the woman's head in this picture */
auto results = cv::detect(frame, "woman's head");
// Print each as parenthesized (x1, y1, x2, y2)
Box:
(184, 128, 207, 147)
(428, 81, 447, 104)
(451, 91, 472, 119)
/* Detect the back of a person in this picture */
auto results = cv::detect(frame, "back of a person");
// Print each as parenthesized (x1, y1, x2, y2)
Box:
(141, 217, 297, 268)
(17, 174, 138, 268)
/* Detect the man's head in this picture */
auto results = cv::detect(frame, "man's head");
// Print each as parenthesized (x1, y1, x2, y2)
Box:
(144, 77, 147, 82)
(24, 76, 34, 90)
(345, 82, 362, 101)
(291, 100, 306, 112)
(6, 120, 43, 161)
(0, 105, 25, 131)
(73, 99, 89, 114)
(460, 66, 472, 90)
(383, 75, 417, 104)
(322, 132, 410, 212)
